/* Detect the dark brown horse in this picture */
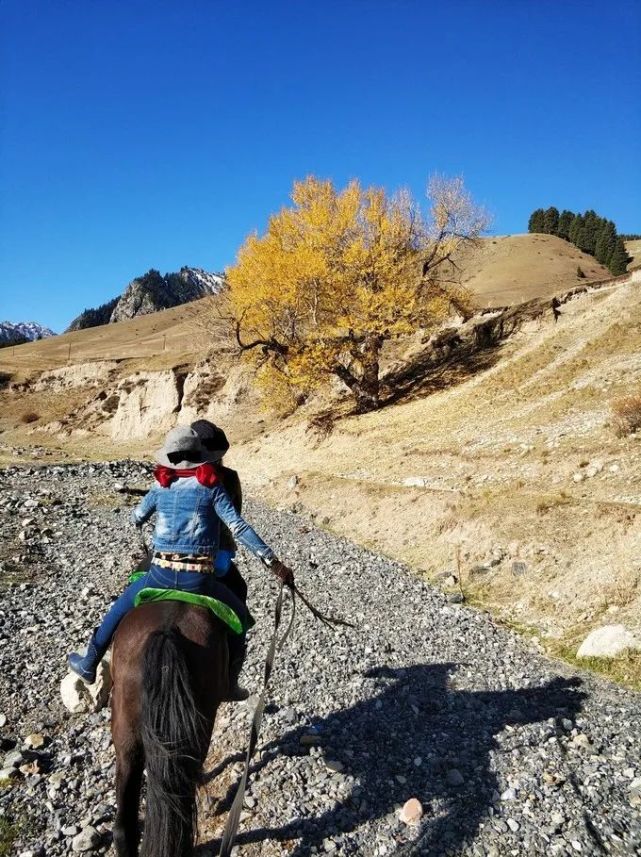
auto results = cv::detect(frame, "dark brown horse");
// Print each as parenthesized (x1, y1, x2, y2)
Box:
(110, 600, 228, 857)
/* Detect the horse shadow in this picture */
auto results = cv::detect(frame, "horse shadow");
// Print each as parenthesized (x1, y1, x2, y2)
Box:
(199, 663, 585, 856)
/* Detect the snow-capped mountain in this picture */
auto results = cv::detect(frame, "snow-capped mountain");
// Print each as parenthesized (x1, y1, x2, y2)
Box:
(0, 321, 56, 345)
(67, 266, 225, 330)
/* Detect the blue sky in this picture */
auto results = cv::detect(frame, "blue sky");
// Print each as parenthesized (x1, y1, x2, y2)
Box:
(1, 0, 639, 331)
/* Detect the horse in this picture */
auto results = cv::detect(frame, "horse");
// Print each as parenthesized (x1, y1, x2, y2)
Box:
(110, 600, 229, 857)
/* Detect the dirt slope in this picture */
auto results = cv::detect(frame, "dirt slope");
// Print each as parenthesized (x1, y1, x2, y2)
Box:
(626, 238, 641, 271)
(460, 234, 610, 307)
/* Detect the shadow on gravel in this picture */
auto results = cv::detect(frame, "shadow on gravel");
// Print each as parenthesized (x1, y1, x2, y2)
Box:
(200, 663, 585, 856)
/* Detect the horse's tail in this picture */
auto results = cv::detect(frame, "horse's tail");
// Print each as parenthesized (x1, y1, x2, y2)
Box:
(139, 628, 202, 857)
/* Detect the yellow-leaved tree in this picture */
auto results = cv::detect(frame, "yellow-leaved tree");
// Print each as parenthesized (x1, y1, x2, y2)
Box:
(226, 175, 489, 412)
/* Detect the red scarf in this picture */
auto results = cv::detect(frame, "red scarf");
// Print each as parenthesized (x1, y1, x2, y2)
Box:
(154, 463, 219, 488)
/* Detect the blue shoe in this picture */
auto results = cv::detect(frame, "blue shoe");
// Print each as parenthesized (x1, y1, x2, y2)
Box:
(67, 632, 104, 684)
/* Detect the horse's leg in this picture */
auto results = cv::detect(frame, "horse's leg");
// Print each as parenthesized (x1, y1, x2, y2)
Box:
(113, 740, 143, 857)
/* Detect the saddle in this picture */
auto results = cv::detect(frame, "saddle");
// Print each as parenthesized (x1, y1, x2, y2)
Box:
(128, 571, 250, 635)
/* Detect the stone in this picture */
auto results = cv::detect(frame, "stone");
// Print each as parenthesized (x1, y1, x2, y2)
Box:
(300, 732, 322, 746)
(512, 561, 527, 576)
(577, 625, 641, 658)
(447, 593, 465, 604)
(71, 825, 100, 852)
(572, 473, 584, 483)
(24, 733, 46, 750)
(399, 797, 424, 824)
(287, 475, 299, 490)
(507, 818, 520, 832)
(446, 768, 464, 787)
(324, 758, 344, 773)
(470, 564, 491, 577)
(571, 733, 591, 750)
(3, 749, 23, 768)
(60, 661, 112, 714)
(0, 766, 20, 780)
(402, 477, 427, 488)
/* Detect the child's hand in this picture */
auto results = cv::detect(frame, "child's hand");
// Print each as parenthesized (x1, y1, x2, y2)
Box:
(270, 559, 295, 588)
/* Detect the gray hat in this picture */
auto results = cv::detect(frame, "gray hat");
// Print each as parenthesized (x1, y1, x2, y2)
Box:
(154, 426, 213, 469)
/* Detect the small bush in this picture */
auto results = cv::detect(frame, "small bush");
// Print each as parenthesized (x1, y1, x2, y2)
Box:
(611, 394, 641, 437)
(576, 265, 586, 278)
(19, 411, 39, 424)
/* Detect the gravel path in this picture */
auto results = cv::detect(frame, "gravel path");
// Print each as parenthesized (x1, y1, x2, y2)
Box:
(1, 462, 640, 856)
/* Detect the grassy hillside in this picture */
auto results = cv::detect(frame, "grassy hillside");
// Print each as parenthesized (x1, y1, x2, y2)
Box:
(460, 233, 610, 307)
(228, 275, 641, 683)
(0, 297, 228, 380)
(0, 233, 612, 381)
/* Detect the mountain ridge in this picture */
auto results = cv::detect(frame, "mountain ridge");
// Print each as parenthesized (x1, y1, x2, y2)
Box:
(0, 321, 56, 346)
(67, 266, 224, 331)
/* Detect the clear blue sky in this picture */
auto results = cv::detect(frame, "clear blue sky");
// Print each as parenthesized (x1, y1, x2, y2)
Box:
(1, 0, 639, 332)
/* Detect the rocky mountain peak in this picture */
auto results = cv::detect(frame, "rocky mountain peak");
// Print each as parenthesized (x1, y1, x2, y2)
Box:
(0, 320, 56, 345)
(109, 266, 224, 323)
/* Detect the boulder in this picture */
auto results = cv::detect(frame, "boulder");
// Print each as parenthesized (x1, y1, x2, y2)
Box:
(577, 625, 641, 659)
(60, 661, 112, 714)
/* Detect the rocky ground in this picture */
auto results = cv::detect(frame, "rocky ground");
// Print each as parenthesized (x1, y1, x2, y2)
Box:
(0, 462, 640, 856)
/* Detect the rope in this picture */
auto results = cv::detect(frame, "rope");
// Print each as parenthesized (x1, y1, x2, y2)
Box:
(218, 581, 352, 855)
(218, 582, 295, 856)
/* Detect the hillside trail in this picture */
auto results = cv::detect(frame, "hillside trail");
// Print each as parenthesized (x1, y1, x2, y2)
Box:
(1, 462, 640, 856)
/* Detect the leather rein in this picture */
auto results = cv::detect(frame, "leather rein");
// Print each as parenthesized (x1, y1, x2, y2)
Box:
(219, 580, 353, 856)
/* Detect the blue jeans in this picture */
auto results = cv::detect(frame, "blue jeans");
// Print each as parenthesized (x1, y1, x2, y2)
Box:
(93, 564, 247, 659)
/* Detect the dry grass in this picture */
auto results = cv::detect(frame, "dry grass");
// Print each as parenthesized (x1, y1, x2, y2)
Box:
(611, 393, 641, 437)
(458, 233, 610, 307)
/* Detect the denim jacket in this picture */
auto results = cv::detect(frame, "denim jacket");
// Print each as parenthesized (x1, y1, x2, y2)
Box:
(131, 476, 275, 561)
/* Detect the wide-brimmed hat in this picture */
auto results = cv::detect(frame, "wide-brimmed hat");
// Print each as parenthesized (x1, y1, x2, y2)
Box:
(154, 425, 214, 469)
(191, 419, 230, 461)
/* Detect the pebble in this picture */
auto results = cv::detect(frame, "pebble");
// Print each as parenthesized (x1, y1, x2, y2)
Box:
(399, 797, 424, 824)
(71, 825, 100, 852)
(446, 769, 465, 787)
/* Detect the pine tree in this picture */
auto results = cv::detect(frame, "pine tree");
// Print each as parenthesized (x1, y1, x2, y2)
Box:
(581, 210, 599, 256)
(557, 210, 575, 241)
(608, 239, 629, 276)
(528, 209, 546, 233)
(569, 213, 584, 246)
(543, 206, 560, 235)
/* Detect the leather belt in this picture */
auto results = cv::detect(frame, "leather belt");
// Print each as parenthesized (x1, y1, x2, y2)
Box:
(152, 552, 214, 573)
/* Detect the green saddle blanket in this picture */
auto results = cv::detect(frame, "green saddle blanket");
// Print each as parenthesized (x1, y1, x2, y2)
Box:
(128, 571, 244, 635)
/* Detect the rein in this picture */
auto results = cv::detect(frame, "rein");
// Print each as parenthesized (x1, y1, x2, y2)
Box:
(219, 582, 353, 856)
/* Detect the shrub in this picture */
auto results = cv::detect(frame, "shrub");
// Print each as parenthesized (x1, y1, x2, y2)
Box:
(576, 265, 586, 278)
(20, 411, 39, 424)
(611, 394, 641, 437)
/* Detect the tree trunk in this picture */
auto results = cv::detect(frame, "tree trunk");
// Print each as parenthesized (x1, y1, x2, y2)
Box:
(354, 333, 382, 412)
(333, 334, 382, 412)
